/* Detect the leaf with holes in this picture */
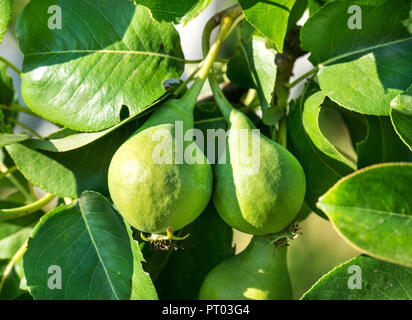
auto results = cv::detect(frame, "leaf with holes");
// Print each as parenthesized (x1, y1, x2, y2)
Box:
(16, 0, 184, 131)
(23, 191, 157, 300)
(317, 163, 412, 267)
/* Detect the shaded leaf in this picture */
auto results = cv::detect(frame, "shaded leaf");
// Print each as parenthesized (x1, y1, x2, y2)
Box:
(301, 0, 410, 65)
(239, 0, 297, 52)
(194, 102, 226, 165)
(0, 205, 41, 260)
(227, 35, 276, 112)
(288, 0, 308, 30)
(6, 143, 78, 198)
(356, 116, 411, 168)
(287, 83, 354, 217)
(141, 202, 234, 299)
(317, 163, 412, 267)
(337, 107, 367, 151)
(302, 91, 356, 169)
(0, 205, 41, 300)
(0, 61, 14, 105)
(390, 85, 412, 151)
(23, 191, 157, 300)
(302, 255, 412, 300)
(133, 0, 199, 23)
(181, 0, 213, 25)
(301, 0, 412, 115)
(0, 133, 30, 148)
(7, 121, 135, 198)
(318, 50, 412, 116)
(16, 1, 184, 131)
(0, 259, 26, 300)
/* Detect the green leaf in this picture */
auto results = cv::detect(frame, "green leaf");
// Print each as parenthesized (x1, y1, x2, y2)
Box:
(287, 83, 354, 217)
(302, 91, 356, 169)
(307, 0, 326, 16)
(337, 107, 367, 151)
(0, 0, 12, 43)
(0, 259, 26, 300)
(126, 226, 158, 300)
(302, 0, 410, 65)
(356, 116, 411, 169)
(318, 50, 412, 116)
(16, 1, 184, 131)
(133, 0, 199, 23)
(404, 2, 412, 34)
(6, 143, 78, 198)
(0, 205, 41, 260)
(0, 62, 14, 105)
(301, 0, 412, 115)
(239, 0, 297, 52)
(181, 0, 213, 25)
(0, 204, 40, 300)
(24, 93, 168, 152)
(194, 102, 226, 165)
(141, 202, 234, 299)
(317, 163, 412, 267)
(6, 122, 135, 198)
(302, 255, 412, 300)
(0, 133, 31, 148)
(288, 0, 308, 30)
(227, 35, 276, 112)
(390, 85, 412, 151)
(23, 191, 157, 300)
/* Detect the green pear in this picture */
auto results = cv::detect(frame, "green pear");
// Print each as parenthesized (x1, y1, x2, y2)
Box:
(108, 82, 213, 237)
(199, 236, 293, 300)
(108, 14, 237, 238)
(210, 78, 306, 235)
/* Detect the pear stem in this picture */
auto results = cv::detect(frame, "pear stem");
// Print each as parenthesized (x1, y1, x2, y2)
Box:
(178, 7, 242, 112)
(0, 55, 21, 75)
(0, 240, 28, 295)
(201, 9, 244, 122)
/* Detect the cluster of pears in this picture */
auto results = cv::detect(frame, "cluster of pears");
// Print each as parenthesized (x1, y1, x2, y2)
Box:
(107, 79, 305, 238)
(107, 15, 305, 300)
(108, 74, 305, 232)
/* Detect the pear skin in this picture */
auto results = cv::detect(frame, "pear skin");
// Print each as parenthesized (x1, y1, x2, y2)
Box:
(199, 236, 293, 300)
